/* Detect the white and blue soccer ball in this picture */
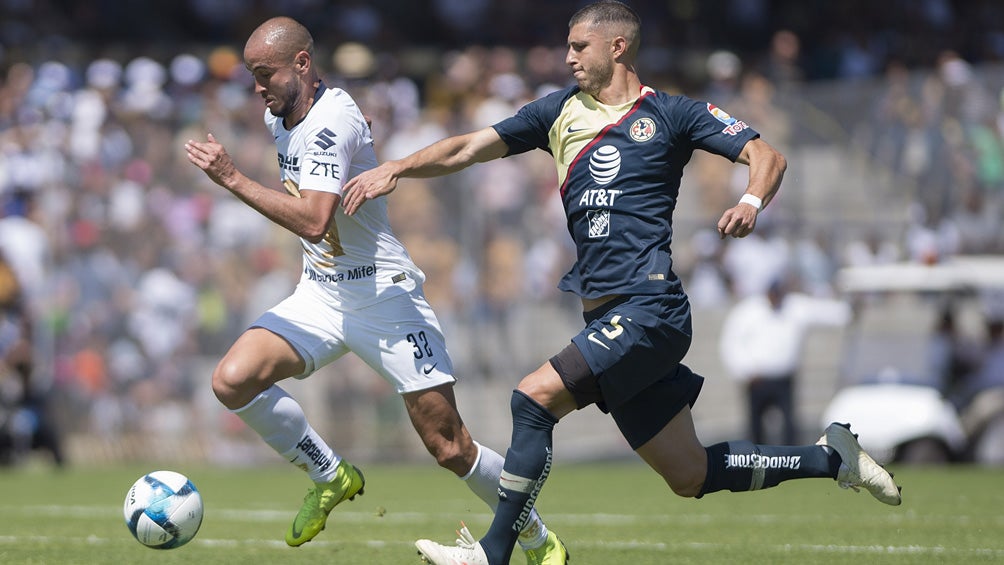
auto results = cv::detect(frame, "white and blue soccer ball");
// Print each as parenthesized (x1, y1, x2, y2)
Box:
(123, 470, 204, 549)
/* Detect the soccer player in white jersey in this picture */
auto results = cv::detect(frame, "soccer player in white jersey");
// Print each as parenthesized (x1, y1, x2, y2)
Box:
(184, 17, 567, 563)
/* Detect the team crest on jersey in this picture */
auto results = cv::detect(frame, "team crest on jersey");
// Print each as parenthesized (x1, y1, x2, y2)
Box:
(587, 209, 610, 238)
(707, 103, 749, 136)
(629, 117, 656, 142)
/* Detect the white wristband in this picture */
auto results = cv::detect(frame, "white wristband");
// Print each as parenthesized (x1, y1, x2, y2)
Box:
(739, 193, 762, 211)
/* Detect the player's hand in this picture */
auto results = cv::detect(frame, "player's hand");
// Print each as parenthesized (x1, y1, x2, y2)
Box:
(716, 201, 758, 239)
(342, 162, 400, 215)
(185, 133, 238, 188)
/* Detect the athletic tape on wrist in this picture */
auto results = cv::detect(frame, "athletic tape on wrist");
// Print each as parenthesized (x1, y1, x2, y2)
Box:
(739, 193, 762, 211)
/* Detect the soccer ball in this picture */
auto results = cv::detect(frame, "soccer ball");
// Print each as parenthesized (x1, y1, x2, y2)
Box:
(123, 470, 204, 549)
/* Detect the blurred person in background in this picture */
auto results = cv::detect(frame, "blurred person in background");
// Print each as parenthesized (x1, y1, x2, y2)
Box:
(184, 16, 566, 562)
(929, 302, 983, 395)
(720, 274, 852, 444)
(950, 292, 1004, 464)
(343, 3, 900, 563)
(0, 250, 64, 466)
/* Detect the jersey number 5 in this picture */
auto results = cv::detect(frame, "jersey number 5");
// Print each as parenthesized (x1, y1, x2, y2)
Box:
(587, 314, 627, 351)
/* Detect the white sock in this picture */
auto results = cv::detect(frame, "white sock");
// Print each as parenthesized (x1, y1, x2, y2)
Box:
(461, 442, 549, 550)
(232, 385, 341, 484)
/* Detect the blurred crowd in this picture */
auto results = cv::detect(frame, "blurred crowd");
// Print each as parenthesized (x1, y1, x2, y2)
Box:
(3, 1, 1004, 464)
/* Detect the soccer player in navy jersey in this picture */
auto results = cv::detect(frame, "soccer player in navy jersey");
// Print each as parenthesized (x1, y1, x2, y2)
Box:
(343, 2, 901, 563)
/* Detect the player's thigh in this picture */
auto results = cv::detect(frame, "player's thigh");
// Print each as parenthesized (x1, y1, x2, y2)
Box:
(249, 286, 352, 379)
(572, 293, 693, 412)
(219, 287, 352, 399)
(346, 291, 456, 394)
(213, 327, 307, 407)
(220, 327, 305, 378)
(634, 404, 707, 495)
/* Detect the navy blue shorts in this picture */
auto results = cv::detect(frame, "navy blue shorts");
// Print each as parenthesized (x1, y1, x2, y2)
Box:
(550, 293, 704, 449)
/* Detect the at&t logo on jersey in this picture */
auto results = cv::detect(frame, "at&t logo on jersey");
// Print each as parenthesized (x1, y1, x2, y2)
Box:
(582, 144, 624, 239)
(706, 103, 749, 136)
(589, 145, 621, 185)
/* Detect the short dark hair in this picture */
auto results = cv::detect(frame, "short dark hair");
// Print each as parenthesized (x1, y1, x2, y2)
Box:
(569, 1, 640, 32)
(569, 1, 640, 53)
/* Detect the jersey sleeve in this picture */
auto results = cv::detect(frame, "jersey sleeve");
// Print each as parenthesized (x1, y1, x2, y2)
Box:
(492, 86, 576, 157)
(670, 96, 759, 161)
(297, 107, 367, 196)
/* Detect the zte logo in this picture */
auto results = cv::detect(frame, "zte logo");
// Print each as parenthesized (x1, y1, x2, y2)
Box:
(314, 128, 337, 149)
(309, 161, 340, 179)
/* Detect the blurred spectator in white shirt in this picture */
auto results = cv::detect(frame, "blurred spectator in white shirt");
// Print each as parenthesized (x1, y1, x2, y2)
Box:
(720, 275, 852, 443)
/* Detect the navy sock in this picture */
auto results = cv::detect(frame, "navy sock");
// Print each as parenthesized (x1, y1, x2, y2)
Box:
(480, 390, 558, 564)
(698, 441, 841, 497)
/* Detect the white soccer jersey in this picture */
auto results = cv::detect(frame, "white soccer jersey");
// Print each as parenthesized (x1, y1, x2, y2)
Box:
(266, 84, 423, 308)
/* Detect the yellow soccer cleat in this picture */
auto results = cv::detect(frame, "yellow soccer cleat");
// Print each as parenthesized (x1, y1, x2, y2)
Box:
(523, 530, 570, 565)
(285, 461, 365, 546)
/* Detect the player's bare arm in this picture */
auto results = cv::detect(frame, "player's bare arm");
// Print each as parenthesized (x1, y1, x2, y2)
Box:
(342, 127, 508, 216)
(185, 133, 338, 243)
(716, 137, 786, 239)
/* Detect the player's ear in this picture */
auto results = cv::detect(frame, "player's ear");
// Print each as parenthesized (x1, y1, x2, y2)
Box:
(611, 36, 628, 60)
(294, 51, 310, 72)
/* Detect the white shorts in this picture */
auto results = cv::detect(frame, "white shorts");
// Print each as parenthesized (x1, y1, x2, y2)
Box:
(251, 283, 456, 394)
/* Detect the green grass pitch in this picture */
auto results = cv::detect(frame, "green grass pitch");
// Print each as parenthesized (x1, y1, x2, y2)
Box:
(0, 462, 1001, 564)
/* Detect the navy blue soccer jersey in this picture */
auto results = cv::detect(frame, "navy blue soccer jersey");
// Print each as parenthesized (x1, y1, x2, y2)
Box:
(493, 85, 759, 299)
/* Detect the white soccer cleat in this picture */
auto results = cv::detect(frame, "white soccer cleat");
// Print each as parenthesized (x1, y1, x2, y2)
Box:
(416, 522, 490, 565)
(816, 422, 902, 506)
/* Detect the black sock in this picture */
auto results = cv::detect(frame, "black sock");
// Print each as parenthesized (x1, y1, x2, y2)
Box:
(698, 441, 841, 497)
(480, 390, 558, 564)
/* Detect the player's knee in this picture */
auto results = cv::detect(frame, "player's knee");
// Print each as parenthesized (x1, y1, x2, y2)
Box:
(514, 373, 574, 419)
(659, 462, 705, 498)
(211, 361, 253, 409)
(667, 474, 704, 498)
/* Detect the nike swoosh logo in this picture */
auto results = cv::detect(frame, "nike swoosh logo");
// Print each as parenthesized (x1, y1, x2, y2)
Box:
(587, 332, 611, 350)
(567, 126, 586, 133)
(422, 364, 438, 374)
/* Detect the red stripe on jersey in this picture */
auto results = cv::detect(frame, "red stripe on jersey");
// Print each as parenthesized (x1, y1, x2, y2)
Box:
(559, 89, 654, 198)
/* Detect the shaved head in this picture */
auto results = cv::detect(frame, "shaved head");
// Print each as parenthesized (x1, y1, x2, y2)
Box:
(245, 16, 314, 62)
(243, 17, 318, 123)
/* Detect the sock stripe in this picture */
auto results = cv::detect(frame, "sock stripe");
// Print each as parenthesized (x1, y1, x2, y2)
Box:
(500, 470, 537, 494)
(750, 463, 765, 491)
